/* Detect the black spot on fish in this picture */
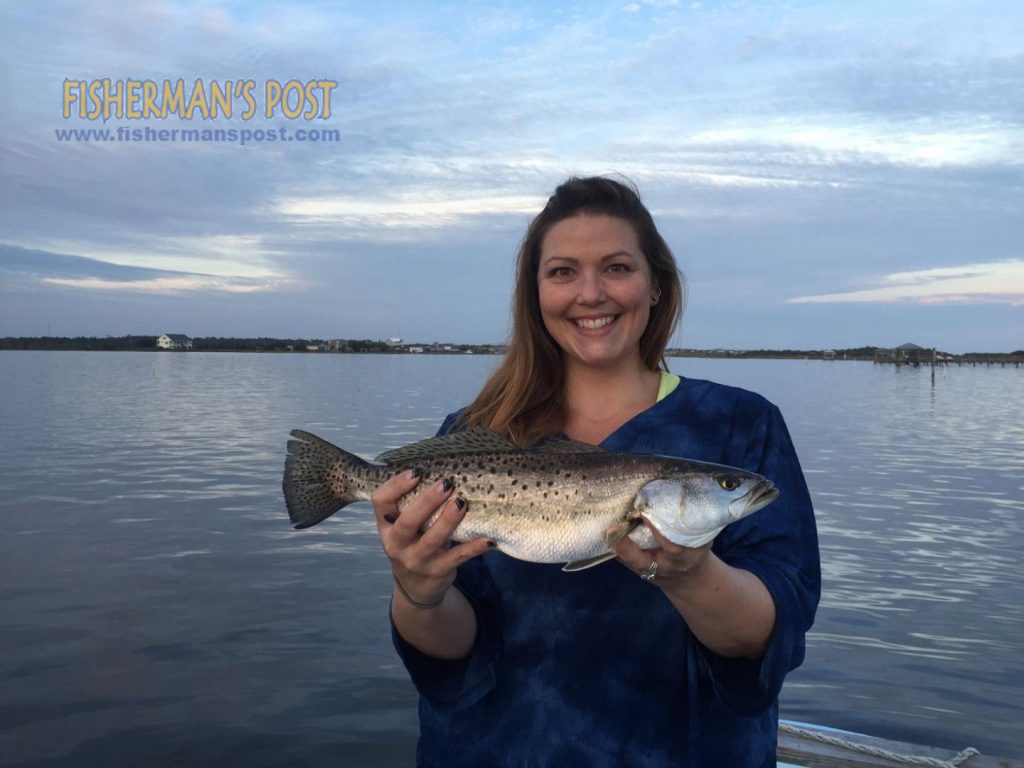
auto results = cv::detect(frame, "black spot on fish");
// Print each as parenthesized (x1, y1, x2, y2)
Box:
(522, 484, 528, 490)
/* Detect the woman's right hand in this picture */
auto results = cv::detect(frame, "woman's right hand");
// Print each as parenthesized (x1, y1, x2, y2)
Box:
(372, 469, 493, 608)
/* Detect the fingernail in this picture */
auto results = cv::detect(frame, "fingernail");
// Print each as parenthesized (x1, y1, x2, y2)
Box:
(454, 497, 466, 511)
(383, 514, 397, 524)
(408, 467, 422, 479)
(487, 540, 496, 548)
(442, 478, 454, 493)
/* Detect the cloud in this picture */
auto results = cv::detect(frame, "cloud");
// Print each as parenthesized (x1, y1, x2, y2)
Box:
(2, 1, 1022, 349)
(41, 275, 275, 294)
(75, 235, 284, 278)
(628, 0, 681, 7)
(0, 244, 286, 295)
(276, 193, 545, 229)
(688, 120, 1022, 169)
(788, 260, 1024, 306)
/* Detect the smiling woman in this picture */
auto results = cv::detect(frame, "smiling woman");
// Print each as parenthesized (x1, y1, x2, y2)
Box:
(538, 215, 658, 374)
(368, 176, 820, 768)
(457, 177, 685, 447)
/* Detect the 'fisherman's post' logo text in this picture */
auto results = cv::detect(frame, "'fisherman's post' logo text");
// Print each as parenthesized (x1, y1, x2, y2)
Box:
(63, 78, 337, 121)
(57, 78, 341, 146)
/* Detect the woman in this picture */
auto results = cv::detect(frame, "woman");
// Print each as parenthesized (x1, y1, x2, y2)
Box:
(372, 177, 820, 768)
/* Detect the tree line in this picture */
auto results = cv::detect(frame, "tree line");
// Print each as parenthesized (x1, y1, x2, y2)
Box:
(1, 337, 1020, 359)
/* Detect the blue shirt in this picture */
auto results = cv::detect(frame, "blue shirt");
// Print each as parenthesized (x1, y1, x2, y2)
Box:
(392, 376, 821, 768)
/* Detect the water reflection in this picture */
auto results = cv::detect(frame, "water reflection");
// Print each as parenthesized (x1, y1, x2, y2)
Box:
(0, 352, 1021, 763)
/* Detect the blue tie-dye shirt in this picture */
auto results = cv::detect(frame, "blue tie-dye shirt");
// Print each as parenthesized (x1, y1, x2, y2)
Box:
(392, 376, 820, 768)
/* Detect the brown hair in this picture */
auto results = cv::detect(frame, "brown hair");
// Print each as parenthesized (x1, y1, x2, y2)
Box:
(460, 176, 684, 445)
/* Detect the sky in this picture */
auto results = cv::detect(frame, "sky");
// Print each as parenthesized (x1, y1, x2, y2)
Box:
(1, 0, 1022, 353)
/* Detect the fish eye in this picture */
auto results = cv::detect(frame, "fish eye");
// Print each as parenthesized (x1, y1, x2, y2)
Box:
(718, 476, 742, 491)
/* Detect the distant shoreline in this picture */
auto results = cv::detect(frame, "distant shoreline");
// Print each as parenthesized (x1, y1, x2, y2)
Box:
(1, 337, 1021, 364)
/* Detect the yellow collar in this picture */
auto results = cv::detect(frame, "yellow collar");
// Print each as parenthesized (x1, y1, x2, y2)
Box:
(657, 371, 680, 402)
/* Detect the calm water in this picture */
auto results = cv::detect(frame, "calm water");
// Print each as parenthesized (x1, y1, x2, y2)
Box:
(1, 351, 1022, 766)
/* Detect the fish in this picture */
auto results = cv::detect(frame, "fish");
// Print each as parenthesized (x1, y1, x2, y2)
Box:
(283, 427, 779, 571)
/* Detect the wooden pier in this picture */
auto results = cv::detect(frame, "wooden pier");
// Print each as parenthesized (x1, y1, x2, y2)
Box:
(778, 721, 1024, 768)
(872, 343, 1022, 369)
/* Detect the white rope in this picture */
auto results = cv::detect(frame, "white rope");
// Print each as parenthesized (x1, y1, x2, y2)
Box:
(779, 722, 981, 767)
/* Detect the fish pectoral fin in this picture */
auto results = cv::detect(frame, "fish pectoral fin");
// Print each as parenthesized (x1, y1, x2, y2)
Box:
(562, 519, 641, 571)
(562, 551, 619, 572)
(604, 519, 641, 548)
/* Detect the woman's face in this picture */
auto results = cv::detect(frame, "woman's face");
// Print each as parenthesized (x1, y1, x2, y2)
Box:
(537, 214, 657, 373)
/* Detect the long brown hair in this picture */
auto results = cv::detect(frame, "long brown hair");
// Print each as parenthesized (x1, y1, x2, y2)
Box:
(460, 176, 684, 445)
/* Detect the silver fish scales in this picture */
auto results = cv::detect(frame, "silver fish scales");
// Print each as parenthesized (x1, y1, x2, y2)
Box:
(283, 427, 779, 571)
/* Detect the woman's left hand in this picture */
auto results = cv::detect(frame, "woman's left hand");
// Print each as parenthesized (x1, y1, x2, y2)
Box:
(608, 524, 776, 659)
(607, 524, 713, 591)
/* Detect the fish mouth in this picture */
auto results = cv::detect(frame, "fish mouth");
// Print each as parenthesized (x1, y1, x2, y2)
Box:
(727, 480, 779, 520)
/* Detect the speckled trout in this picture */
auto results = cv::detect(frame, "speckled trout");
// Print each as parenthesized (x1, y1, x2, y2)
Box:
(283, 427, 779, 571)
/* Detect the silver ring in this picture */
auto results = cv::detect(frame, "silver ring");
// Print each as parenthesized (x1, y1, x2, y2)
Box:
(639, 560, 658, 582)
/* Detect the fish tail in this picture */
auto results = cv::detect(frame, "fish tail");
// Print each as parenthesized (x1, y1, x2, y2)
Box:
(283, 429, 372, 529)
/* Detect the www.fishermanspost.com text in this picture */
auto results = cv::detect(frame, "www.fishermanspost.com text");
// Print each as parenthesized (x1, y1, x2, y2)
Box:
(54, 124, 341, 147)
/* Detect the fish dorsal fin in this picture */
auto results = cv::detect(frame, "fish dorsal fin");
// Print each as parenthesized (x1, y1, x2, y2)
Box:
(375, 427, 520, 464)
(529, 436, 607, 455)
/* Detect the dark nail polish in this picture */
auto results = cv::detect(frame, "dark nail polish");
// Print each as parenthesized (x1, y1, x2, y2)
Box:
(454, 497, 466, 511)
(487, 540, 497, 548)
(442, 478, 454, 493)
(411, 467, 423, 478)
(383, 514, 397, 524)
